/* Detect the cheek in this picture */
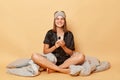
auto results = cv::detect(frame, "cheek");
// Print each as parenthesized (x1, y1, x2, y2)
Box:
(55, 21, 58, 25)
(55, 20, 58, 23)
(62, 21, 65, 24)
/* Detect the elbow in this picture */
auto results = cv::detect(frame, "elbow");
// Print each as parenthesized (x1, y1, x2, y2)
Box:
(69, 50, 74, 56)
(43, 49, 48, 54)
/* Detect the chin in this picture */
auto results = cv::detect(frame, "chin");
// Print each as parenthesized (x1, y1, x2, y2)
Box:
(56, 26, 62, 28)
(57, 25, 64, 27)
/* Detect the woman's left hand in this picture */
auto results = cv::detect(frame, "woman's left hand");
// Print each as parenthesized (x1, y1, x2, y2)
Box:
(59, 40, 65, 47)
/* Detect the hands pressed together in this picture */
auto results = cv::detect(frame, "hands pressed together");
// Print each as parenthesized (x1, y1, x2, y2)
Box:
(55, 40, 65, 48)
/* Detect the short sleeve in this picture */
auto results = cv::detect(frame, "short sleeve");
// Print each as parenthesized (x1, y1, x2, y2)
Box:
(65, 31, 75, 50)
(43, 30, 51, 44)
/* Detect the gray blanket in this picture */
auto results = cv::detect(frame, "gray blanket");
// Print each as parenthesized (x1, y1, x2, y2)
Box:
(69, 56, 110, 76)
(6, 56, 110, 77)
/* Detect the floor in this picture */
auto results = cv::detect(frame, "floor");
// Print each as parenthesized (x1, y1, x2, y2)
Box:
(0, 51, 120, 80)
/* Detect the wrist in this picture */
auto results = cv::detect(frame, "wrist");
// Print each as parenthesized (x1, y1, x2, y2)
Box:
(54, 45, 57, 49)
(61, 45, 66, 48)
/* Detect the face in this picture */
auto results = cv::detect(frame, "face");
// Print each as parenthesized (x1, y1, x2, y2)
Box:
(55, 16, 65, 28)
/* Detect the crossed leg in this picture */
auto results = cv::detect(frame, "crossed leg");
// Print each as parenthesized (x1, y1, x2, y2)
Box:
(31, 53, 69, 74)
(31, 52, 85, 74)
(48, 52, 85, 73)
(59, 52, 85, 69)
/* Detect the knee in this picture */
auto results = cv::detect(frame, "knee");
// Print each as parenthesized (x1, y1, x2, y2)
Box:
(78, 53, 85, 64)
(31, 53, 40, 62)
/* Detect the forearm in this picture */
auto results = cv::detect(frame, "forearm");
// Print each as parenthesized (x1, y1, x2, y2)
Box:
(43, 45, 56, 54)
(61, 46, 73, 55)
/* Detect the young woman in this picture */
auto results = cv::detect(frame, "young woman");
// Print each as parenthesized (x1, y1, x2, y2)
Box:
(31, 11, 85, 74)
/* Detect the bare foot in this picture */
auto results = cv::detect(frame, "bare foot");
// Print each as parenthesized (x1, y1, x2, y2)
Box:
(46, 68, 70, 74)
(46, 68, 56, 74)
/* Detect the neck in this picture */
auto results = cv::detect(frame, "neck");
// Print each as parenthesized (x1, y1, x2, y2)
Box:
(56, 27, 64, 33)
(56, 27, 64, 40)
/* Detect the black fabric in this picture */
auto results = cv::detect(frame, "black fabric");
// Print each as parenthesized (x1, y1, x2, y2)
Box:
(43, 29, 75, 65)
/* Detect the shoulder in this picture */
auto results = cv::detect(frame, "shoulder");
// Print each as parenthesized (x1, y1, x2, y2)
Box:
(46, 29, 55, 34)
(47, 29, 53, 33)
(65, 30, 74, 35)
(68, 31, 73, 34)
(65, 31, 74, 38)
(45, 29, 56, 36)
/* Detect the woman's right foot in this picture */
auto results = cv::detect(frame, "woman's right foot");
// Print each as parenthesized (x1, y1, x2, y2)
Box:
(47, 68, 56, 73)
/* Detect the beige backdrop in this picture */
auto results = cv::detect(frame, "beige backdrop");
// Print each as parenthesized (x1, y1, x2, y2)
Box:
(0, 0, 120, 80)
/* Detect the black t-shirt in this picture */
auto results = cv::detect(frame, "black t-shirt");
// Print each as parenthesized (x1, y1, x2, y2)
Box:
(43, 29, 75, 65)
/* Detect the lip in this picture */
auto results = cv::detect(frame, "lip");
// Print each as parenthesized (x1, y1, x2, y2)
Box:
(57, 22, 63, 24)
(56, 23, 64, 27)
(57, 23, 63, 26)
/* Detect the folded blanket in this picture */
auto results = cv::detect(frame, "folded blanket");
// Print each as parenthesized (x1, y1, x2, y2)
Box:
(7, 59, 40, 77)
(6, 53, 57, 77)
(7, 58, 30, 68)
(6, 55, 110, 77)
(69, 56, 111, 76)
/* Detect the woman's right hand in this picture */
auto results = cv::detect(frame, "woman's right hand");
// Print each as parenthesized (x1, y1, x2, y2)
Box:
(55, 40, 61, 48)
